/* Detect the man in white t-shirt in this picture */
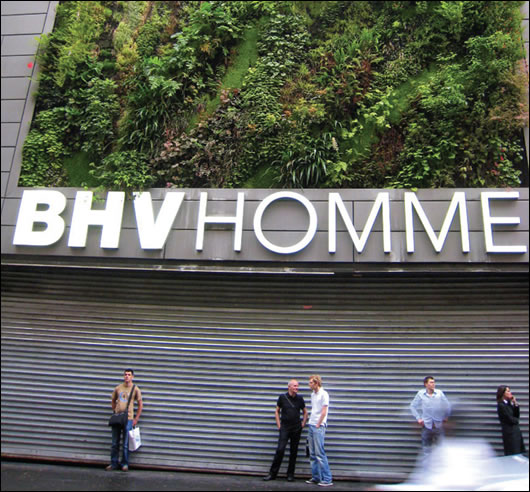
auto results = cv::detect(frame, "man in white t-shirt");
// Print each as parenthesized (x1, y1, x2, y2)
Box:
(306, 375, 333, 487)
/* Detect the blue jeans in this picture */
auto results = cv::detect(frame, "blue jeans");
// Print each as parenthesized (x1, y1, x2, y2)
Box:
(421, 425, 444, 462)
(110, 419, 133, 468)
(308, 424, 332, 483)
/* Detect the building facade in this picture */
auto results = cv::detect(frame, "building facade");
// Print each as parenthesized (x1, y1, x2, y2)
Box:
(1, 1, 529, 481)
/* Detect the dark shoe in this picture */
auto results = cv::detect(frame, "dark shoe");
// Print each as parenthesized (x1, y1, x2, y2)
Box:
(121, 465, 129, 472)
(263, 474, 275, 481)
(287, 475, 295, 482)
(306, 478, 319, 484)
(105, 465, 118, 471)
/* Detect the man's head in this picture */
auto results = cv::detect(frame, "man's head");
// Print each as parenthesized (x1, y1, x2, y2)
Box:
(309, 375, 322, 392)
(288, 379, 299, 396)
(124, 369, 134, 385)
(424, 376, 435, 392)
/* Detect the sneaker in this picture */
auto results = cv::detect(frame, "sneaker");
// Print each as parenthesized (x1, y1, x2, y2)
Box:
(318, 482, 333, 487)
(105, 465, 118, 471)
(306, 478, 319, 484)
(121, 465, 129, 472)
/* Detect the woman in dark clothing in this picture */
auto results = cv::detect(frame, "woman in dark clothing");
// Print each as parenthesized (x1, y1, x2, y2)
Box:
(496, 385, 526, 456)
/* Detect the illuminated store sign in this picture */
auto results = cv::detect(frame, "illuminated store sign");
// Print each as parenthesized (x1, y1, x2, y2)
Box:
(12, 190, 527, 255)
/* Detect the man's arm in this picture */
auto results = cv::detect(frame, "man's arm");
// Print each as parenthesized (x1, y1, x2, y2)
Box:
(410, 393, 423, 425)
(274, 405, 281, 429)
(302, 407, 308, 427)
(111, 389, 117, 412)
(316, 406, 328, 428)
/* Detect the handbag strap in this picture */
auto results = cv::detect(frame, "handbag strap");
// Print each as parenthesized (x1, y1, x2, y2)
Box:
(124, 384, 136, 414)
(284, 392, 296, 408)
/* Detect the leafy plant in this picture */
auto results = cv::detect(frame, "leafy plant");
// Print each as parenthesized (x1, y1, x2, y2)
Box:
(276, 131, 339, 188)
(152, 89, 246, 188)
(89, 151, 155, 193)
(19, 1, 528, 190)
(181, 1, 242, 62)
(43, 1, 108, 88)
(69, 78, 120, 156)
(20, 107, 70, 186)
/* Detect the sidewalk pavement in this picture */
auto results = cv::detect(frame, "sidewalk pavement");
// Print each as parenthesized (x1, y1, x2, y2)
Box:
(1, 461, 378, 491)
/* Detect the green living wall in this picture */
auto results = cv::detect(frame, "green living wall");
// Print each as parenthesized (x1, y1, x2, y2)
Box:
(19, 1, 528, 191)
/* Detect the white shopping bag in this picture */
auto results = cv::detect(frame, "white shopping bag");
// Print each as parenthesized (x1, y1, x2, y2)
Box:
(128, 426, 141, 452)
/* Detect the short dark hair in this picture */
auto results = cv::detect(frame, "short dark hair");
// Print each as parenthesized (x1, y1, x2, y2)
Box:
(423, 376, 434, 385)
(124, 368, 134, 375)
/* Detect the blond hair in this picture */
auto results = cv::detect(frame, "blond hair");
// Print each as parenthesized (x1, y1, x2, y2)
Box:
(310, 375, 322, 388)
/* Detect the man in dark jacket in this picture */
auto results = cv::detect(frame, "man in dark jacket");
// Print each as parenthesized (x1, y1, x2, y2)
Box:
(263, 379, 308, 482)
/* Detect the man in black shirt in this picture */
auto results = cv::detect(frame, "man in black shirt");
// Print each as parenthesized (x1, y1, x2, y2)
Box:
(263, 379, 308, 482)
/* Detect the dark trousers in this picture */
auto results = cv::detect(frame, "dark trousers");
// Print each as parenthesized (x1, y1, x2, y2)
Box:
(269, 425, 302, 478)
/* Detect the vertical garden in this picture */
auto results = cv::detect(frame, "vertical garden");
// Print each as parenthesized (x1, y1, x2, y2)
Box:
(20, 1, 528, 191)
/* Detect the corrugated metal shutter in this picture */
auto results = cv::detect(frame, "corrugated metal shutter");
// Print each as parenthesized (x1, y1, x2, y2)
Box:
(1, 265, 528, 480)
